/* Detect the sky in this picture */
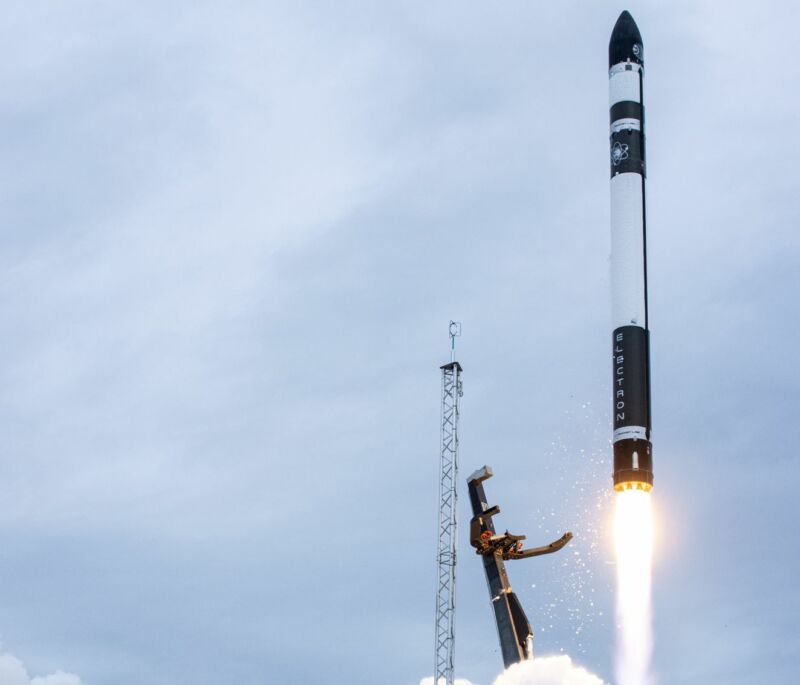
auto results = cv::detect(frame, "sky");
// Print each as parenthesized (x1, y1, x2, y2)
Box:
(0, 1, 799, 683)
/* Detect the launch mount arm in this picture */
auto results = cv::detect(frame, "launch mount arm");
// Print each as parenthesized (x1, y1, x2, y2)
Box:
(466, 465, 572, 669)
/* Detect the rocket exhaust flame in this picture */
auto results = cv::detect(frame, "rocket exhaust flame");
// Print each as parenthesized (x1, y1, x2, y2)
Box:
(614, 490, 654, 685)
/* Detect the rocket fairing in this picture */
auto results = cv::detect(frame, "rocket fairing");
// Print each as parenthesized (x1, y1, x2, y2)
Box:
(609, 11, 653, 492)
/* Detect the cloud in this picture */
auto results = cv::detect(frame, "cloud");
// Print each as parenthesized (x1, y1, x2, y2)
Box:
(31, 675, 81, 685)
(491, 657, 605, 685)
(0, 651, 81, 685)
(420, 656, 605, 685)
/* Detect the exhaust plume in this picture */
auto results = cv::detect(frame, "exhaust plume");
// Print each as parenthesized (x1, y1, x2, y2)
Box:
(613, 490, 654, 685)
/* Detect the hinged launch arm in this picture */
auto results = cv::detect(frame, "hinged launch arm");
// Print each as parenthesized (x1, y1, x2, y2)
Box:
(467, 466, 572, 669)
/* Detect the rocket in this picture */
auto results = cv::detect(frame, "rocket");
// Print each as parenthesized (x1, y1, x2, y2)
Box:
(609, 11, 653, 492)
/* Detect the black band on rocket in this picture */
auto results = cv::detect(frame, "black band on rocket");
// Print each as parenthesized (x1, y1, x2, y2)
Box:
(610, 101, 643, 125)
(610, 129, 645, 177)
(612, 326, 650, 437)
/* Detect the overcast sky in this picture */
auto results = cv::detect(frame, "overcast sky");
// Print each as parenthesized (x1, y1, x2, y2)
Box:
(1, 1, 798, 684)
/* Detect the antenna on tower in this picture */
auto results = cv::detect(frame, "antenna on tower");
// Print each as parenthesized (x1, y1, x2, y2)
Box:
(448, 320, 461, 363)
(434, 322, 463, 685)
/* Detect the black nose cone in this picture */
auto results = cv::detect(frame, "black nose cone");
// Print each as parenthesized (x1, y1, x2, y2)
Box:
(609, 10, 643, 67)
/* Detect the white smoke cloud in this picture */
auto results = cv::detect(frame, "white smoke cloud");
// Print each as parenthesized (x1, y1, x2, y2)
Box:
(492, 657, 605, 685)
(420, 655, 605, 685)
(0, 651, 81, 685)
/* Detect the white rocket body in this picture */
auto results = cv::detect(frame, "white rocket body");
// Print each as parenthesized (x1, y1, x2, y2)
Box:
(609, 12, 653, 491)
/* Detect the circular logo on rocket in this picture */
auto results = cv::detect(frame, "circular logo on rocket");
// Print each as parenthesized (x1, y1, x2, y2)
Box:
(632, 43, 643, 59)
(611, 141, 629, 166)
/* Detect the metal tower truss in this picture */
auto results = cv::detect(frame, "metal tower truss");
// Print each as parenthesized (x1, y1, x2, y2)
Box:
(434, 322, 463, 685)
